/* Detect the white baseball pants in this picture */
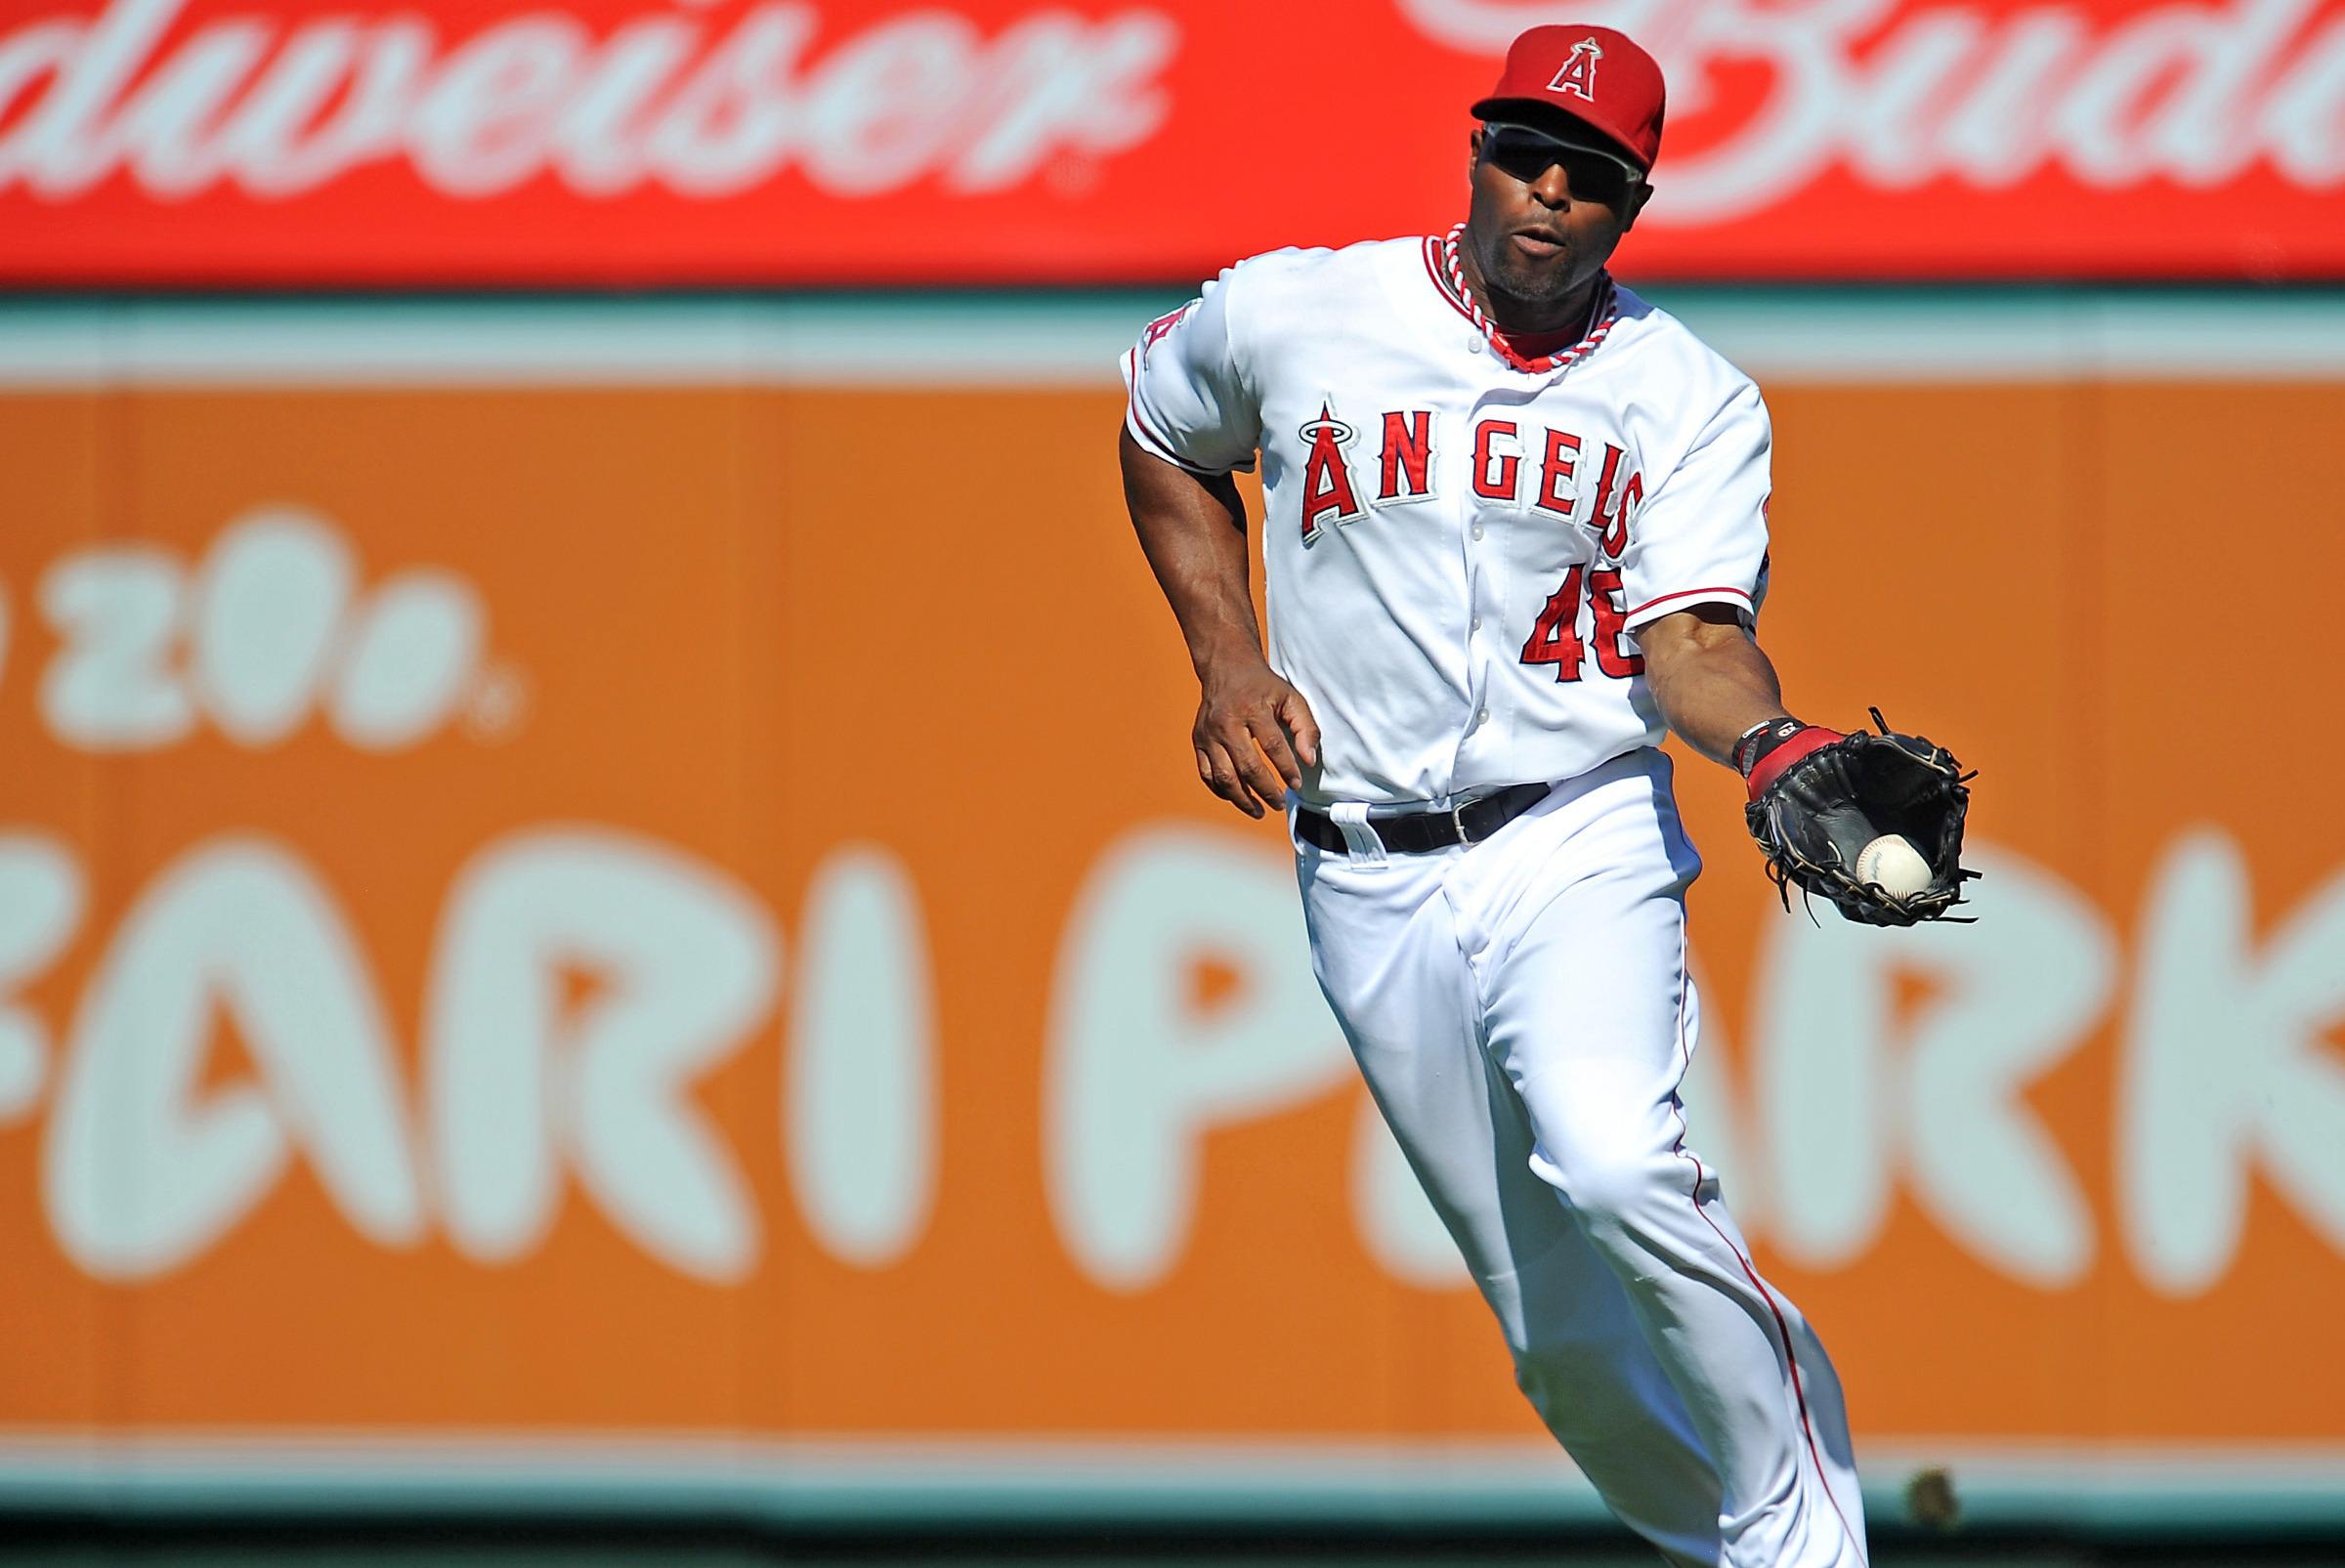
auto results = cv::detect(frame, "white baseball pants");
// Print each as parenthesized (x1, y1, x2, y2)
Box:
(1295, 748, 1868, 1567)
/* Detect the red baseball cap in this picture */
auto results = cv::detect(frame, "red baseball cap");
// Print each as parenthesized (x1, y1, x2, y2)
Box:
(1471, 24, 1666, 174)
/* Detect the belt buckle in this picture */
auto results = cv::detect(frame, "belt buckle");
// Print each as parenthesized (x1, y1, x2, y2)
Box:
(1449, 802, 1472, 846)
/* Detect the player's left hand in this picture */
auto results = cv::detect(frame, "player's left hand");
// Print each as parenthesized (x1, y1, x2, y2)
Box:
(1741, 709, 1976, 925)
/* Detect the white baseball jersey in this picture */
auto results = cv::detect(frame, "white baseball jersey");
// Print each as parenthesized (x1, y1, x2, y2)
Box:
(1122, 234, 1773, 806)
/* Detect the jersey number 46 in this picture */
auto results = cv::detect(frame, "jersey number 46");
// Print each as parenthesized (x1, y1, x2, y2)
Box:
(1520, 566, 1644, 682)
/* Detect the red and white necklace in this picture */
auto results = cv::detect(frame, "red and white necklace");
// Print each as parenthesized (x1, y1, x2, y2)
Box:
(1435, 222, 1619, 376)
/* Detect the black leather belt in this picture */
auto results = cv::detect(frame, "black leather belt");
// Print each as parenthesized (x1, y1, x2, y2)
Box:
(1295, 782, 1553, 855)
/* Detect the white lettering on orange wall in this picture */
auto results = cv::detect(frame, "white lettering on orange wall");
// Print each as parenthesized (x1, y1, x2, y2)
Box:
(36, 509, 497, 753)
(0, 834, 80, 1124)
(1748, 846, 2112, 1290)
(42, 836, 425, 1280)
(1044, 826, 1351, 1293)
(788, 844, 937, 1270)
(426, 829, 778, 1283)
(2122, 830, 2345, 1296)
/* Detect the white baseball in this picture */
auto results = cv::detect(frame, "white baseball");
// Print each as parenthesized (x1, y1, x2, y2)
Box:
(1855, 833, 1933, 898)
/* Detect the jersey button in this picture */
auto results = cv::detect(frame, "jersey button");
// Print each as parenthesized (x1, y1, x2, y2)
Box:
(1471, 524, 1486, 541)
(1471, 615, 1482, 632)
(1477, 707, 1491, 728)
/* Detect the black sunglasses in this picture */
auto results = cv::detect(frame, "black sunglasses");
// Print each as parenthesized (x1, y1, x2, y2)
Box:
(1480, 121, 1639, 203)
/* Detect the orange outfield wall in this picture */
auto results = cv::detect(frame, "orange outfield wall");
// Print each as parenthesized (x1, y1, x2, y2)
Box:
(1, 318, 2342, 1507)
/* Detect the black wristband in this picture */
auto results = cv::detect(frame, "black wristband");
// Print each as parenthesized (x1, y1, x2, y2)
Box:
(1732, 715, 1809, 778)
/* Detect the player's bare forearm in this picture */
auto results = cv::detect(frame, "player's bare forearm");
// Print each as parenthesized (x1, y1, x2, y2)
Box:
(1119, 427, 1321, 818)
(1634, 605, 1790, 767)
(1118, 427, 1261, 674)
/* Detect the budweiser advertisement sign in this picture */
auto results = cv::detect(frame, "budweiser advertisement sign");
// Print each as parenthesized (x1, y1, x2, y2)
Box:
(3, 0, 2343, 284)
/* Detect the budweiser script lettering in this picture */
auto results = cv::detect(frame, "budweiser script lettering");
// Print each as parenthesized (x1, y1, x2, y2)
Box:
(0, 0, 1177, 198)
(1400, 0, 2345, 221)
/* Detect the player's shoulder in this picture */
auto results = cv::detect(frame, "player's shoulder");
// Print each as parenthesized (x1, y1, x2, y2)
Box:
(1213, 236, 1425, 302)
(1603, 282, 1764, 412)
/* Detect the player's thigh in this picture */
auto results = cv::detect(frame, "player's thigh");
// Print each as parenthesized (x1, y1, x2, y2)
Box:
(1475, 811, 1704, 1207)
(1297, 847, 1582, 1291)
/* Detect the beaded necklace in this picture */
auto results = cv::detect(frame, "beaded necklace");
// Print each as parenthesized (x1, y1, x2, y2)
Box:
(1438, 222, 1619, 376)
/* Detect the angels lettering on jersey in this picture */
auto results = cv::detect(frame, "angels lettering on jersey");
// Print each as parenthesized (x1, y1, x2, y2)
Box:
(1298, 397, 1652, 687)
(1299, 395, 1642, 561)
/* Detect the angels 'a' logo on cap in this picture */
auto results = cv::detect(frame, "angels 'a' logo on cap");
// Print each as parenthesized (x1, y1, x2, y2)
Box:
(1548, 37, 1601, 102)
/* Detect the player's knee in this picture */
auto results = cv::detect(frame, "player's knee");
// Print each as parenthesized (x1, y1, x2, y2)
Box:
(1509, 1330, 1574, 1402)
(1508, 1338, 1616, 1446)
(1511, 1349, 1563, 1411)
(1544, 1134, 1678, 1234)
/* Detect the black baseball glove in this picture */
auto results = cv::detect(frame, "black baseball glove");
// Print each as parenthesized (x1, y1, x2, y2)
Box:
(1737, 709, 1976, 927)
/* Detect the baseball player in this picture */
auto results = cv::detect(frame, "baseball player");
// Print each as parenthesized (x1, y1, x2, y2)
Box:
(1119, 22, 1969, 1568)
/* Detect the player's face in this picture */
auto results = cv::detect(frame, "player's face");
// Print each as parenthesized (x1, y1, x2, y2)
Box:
(1465, 121, 1650, 319)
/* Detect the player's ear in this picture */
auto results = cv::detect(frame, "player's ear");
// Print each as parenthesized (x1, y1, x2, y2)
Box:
(1468, 125, 1485, 175)
(1623, 180, 1653, 231)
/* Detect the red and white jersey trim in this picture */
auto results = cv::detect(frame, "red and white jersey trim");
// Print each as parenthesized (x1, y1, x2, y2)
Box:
(1422, 227, 1620, 378)
(1623, 584, 1756, 627)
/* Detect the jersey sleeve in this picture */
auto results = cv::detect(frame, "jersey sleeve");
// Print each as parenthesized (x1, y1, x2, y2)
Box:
(1121, 268, 1260, 477)
(1618, 378, 1773, 632)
